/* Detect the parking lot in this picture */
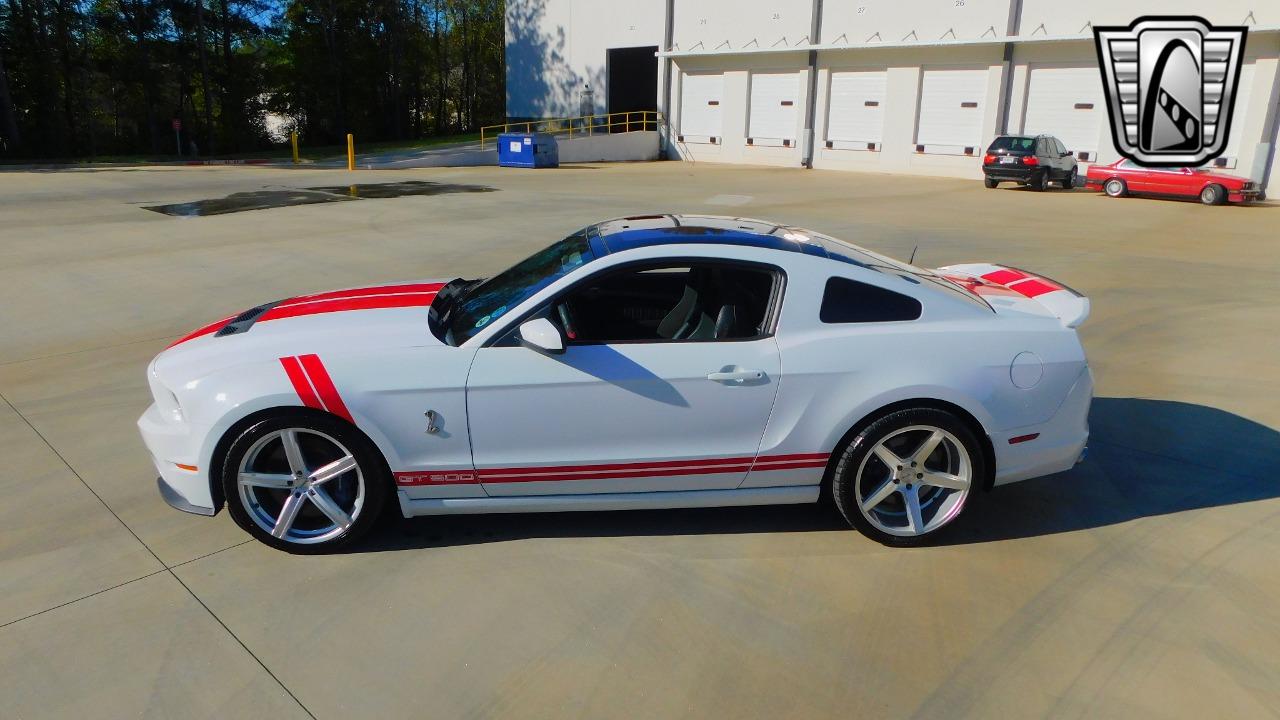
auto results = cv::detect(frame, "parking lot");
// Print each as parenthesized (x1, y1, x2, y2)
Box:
(1, 161, 1278, 718)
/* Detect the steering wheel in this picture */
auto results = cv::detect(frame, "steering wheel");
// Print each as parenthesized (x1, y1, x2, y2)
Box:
(556, 302, 579, 341)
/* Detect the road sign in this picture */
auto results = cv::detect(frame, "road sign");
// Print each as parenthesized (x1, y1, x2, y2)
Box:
(172, 118, 182, 131)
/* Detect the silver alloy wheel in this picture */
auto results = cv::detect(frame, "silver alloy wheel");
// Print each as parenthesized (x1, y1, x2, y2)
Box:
(1200, 186, 1217, 204)
(1105, 179, 1125, 197)
(236, 428, 366, 545)
(854, 425, 973, 537)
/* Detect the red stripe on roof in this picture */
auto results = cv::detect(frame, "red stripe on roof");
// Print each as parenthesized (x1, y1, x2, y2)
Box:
(982, 268, 1030, 286)
(260, 292, 437, 322)
(276, 282, 446, 307)
(1007, 278, 1061, 298)
(279, 356, 323, 410)
(297, 354, 354, 423)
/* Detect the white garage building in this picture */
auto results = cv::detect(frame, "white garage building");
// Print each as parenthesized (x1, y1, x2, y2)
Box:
(506, 0, 1280, 187)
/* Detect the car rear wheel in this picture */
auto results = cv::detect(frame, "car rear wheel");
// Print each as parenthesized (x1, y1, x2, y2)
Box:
(222, 412, 389, 553)
(1200, 184, 1225, 206)
(831, 408, 984, 547)
(1031, 172, 1047, 192)
(1104, 178, 1127, 197)
(984, 177, 998, 189)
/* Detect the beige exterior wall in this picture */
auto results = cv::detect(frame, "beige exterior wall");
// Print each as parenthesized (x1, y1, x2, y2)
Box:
(507, 0, 1280, 188)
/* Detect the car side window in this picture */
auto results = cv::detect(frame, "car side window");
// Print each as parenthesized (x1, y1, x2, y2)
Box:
(552, 262, 779, 344)
(820, 277, 922, 323)
(1052, 139, 1066, 156)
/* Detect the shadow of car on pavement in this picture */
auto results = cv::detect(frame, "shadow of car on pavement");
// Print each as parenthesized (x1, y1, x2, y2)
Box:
(355, 397, 1279, 552)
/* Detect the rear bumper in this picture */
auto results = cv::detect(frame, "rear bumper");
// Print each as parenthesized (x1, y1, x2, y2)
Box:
(992, 366, 1093, 487)
(984, 165, 1039, 182)
(139, 402, 217, 515)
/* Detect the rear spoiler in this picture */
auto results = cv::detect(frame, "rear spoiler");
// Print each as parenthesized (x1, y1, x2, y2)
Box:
(935, 263, 1091, 328)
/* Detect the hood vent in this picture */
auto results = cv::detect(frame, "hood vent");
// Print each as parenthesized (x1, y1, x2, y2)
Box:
(214, 299, 285, 338)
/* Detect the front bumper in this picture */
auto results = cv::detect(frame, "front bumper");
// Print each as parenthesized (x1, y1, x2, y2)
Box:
(139, 402, 217, 515)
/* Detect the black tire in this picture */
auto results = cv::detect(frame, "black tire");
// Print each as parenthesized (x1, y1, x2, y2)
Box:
(1199, 184, 1224, 206)
(1031, 171, 1047, 192)
(831, 408, 986, 547)
(1104, 178, 1127, 197)
(221, 411, 390, 553)
(1062, 168, 1077, 190)
(984, 177, 998, 189)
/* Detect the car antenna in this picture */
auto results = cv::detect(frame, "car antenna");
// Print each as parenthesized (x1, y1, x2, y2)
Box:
(908, 245, 919, 265)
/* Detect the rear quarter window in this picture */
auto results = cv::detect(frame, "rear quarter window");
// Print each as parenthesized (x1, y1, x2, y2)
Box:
(820, 277, 922, 323)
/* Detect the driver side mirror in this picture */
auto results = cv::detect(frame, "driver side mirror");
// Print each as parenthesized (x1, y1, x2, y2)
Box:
(518, 317, 565, 355)
(1061, 150, 1072, 157)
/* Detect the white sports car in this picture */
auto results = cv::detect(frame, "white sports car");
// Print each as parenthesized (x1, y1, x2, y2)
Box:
(140, 215, 1092, 551)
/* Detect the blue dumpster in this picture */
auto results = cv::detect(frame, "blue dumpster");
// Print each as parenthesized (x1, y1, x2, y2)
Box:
(497, 132, 559, 168)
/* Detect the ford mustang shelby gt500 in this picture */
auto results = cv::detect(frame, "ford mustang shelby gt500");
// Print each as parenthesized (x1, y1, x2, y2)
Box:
(140, 215, 1092, 551)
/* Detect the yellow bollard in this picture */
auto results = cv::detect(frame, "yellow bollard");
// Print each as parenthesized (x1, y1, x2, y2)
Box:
(290, 131, 299, 164)
(346, 133, 355, 171)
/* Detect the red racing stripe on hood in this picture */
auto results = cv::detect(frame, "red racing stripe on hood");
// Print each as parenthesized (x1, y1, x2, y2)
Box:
(260, 292, 438, 322)
(167, 314, 237, 348)
(275, 282, 446, 307)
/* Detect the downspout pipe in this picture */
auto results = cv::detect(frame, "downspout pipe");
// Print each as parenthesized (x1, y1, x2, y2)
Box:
(995, 0, 1023, 134)
(660, 0, 675, 159)
(801, 0, 823, 168)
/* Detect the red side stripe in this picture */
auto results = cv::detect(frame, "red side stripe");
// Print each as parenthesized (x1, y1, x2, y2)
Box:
(982, 268, 1029, 286)
(261, 293, 437, 322)
(275, 283, 446, 307)
(478, 455, 758, 478)
(279, 356, 323, 410)
(298, 354, 354, 423)
(479, 464, 756, 484)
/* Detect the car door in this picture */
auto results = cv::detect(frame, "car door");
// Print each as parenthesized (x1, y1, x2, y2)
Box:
(1116, 160, 1154, 192)
(1145, 167, 1193, 196)
(465, 260, 784, 496)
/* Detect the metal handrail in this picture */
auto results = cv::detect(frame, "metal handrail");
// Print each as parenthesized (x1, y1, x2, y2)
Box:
(480, 111, 665, 148)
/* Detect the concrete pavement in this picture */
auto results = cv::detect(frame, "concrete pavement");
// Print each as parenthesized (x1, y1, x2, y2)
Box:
(1, 162, 1277, 718)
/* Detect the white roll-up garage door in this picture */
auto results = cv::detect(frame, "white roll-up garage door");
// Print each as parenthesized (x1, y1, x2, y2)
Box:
(1223, 62, 1254, 161)
(916, 68, 987, 148)
(826, 70, 886, 144)
(748, 72, 800, 143)
(679, 72, 724, 142)
(1022, 66, 1104, 157)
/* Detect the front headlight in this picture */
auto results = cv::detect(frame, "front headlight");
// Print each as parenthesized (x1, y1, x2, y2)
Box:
(149, 363, 184, 422)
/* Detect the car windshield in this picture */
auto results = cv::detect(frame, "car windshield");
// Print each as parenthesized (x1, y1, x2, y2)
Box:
(988, 136, 1035, 153)
(446, 231, 595, 345)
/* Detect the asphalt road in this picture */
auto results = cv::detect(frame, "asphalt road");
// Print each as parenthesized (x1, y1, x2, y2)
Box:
(1, 162, 1277, 719)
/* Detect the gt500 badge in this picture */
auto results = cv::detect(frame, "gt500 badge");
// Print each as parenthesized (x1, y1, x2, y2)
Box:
(1094, 16, 1247, 166)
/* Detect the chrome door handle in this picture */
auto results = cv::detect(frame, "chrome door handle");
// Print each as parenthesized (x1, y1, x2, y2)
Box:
(706, 369, 764, 382)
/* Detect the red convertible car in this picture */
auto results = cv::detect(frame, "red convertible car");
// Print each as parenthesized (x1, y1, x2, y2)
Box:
(1085, 160, 1264, 205)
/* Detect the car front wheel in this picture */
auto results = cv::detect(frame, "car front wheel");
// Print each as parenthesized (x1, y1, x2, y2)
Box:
(222, 412, 389, 553)
(1200, 184, 1225, 205)
(831, 408, 984, 547)
(1063, 168, 1077, 190)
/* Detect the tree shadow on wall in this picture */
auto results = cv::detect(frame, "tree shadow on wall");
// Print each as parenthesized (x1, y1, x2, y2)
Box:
(505, 0, 606, 119)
